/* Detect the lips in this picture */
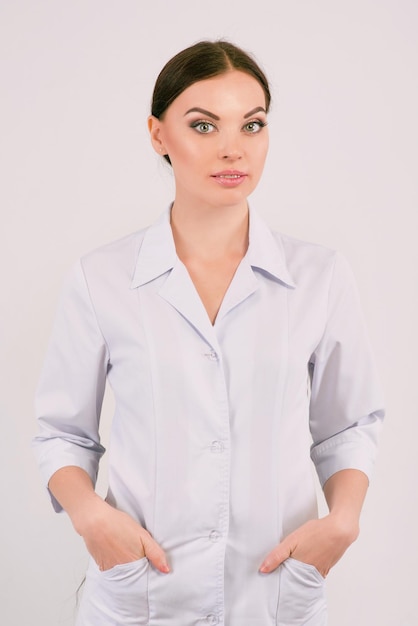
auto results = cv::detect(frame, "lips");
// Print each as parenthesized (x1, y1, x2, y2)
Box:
(212, 170, 247, 178)
(211, 170, 248, 187)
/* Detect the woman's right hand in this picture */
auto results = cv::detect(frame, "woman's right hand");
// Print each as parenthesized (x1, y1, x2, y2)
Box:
(48, 467, 169, 573)
(73, 495, 170, 573)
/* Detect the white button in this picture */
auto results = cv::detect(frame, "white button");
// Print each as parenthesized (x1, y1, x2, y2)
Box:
(205, 350, 218, 361)
(210, 440, 224, 453)
(206, 615, 219, 625)
(209, 530, 221, 542)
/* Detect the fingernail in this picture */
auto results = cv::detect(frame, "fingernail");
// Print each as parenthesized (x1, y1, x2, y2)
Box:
(162, 563, 170, 573)
(259, 563, 269, 573)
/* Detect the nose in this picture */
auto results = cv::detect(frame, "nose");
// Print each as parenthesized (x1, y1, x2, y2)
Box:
(217, 132, 243, 160)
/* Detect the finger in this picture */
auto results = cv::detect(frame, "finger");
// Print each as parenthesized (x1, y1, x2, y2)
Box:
(259, 541, 292, 574)
(141, 533, 170, 573)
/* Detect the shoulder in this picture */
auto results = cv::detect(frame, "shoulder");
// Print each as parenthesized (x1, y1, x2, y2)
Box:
(82, 227, 146, 267)
(78, 226, 149, 286)
(273, 231, 358, 305)
(272, 229, 340, 283)
(276, 230, 336, 262)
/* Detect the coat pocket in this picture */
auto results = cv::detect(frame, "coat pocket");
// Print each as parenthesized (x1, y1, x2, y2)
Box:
(76, 557, 149, 626)
(276, 558, 327, 626)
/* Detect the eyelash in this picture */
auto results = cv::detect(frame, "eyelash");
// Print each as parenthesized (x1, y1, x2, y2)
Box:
(190, 119, 268, 134)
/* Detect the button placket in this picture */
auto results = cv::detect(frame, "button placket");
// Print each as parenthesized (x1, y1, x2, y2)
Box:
(201, 341, 228, 626)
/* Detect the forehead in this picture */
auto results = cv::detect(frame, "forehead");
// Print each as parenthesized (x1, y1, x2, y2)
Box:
(168, 70, 266, 115)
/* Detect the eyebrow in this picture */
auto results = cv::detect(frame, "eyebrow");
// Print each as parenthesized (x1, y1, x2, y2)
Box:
(184, 106, 266, 120)
(243, 106, 267, 119)
(184, 107, 220, 120)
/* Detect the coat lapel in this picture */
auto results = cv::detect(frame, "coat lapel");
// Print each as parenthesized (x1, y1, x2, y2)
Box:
(130, 206, 296, 344)
(157, 259, 218, 346)
(131, 208, 218, 346)
(215, 258, 259, 323)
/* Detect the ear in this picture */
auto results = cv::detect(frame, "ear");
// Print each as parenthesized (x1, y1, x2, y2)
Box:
(148, 115, 168, 156)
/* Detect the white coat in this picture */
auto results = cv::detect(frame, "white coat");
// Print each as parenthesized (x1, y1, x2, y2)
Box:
(33, 207, 384, 625)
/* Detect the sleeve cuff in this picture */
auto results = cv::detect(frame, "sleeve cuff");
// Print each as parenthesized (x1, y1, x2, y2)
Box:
(310, 420, 382, 487)
(33, 438, 103, 512)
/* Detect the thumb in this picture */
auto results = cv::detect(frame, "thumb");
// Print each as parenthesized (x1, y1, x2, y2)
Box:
(141, 532, 170, 573)
(259, 540, 292, 574)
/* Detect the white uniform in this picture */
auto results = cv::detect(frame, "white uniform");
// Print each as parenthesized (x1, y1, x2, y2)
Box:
(33, 207, 384, 625)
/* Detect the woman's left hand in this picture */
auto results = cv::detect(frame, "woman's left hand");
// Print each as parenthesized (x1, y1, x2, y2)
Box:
(259, 513, 359, 578)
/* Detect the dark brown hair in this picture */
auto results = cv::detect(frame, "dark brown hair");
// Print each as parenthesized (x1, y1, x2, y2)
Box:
(151, 40, 271, 164)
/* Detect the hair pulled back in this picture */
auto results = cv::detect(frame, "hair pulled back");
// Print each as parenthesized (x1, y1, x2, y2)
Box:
(151, 40, 271, 164)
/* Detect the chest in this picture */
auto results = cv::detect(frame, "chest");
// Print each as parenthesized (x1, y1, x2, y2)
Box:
(181, 257, 244, 325)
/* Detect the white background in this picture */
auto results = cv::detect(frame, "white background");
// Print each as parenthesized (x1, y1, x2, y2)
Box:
(1, 1, 417, 624)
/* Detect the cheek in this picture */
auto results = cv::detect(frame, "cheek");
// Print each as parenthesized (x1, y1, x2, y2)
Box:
(252, 140, 269, 171)
(164, 130, 204, 165)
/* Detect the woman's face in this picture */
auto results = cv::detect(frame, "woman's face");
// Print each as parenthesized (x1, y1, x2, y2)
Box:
(148, 70, 269, 212)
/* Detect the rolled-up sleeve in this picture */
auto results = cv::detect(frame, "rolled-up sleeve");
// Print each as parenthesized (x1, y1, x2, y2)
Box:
(309, 252, 385, 487)
(32, 260, 108, 511)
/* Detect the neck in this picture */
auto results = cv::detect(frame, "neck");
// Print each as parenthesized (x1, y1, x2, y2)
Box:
(170, 201, 249, 262)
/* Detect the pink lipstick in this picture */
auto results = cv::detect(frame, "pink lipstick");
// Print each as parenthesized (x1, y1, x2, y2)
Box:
(211, 170, 248, 187)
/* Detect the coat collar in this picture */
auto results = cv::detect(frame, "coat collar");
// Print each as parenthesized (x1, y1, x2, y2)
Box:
(247, 209, 296, 288)
(130, 205, 296, 289)
(131, 208, 177, 288)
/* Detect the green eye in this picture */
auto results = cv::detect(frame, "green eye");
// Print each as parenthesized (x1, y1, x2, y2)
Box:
(243, 120, 267, 133)
(191, 121, 216, 134)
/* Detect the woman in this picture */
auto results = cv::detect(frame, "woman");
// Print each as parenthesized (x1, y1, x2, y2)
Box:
(33, 40, 384, 625)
